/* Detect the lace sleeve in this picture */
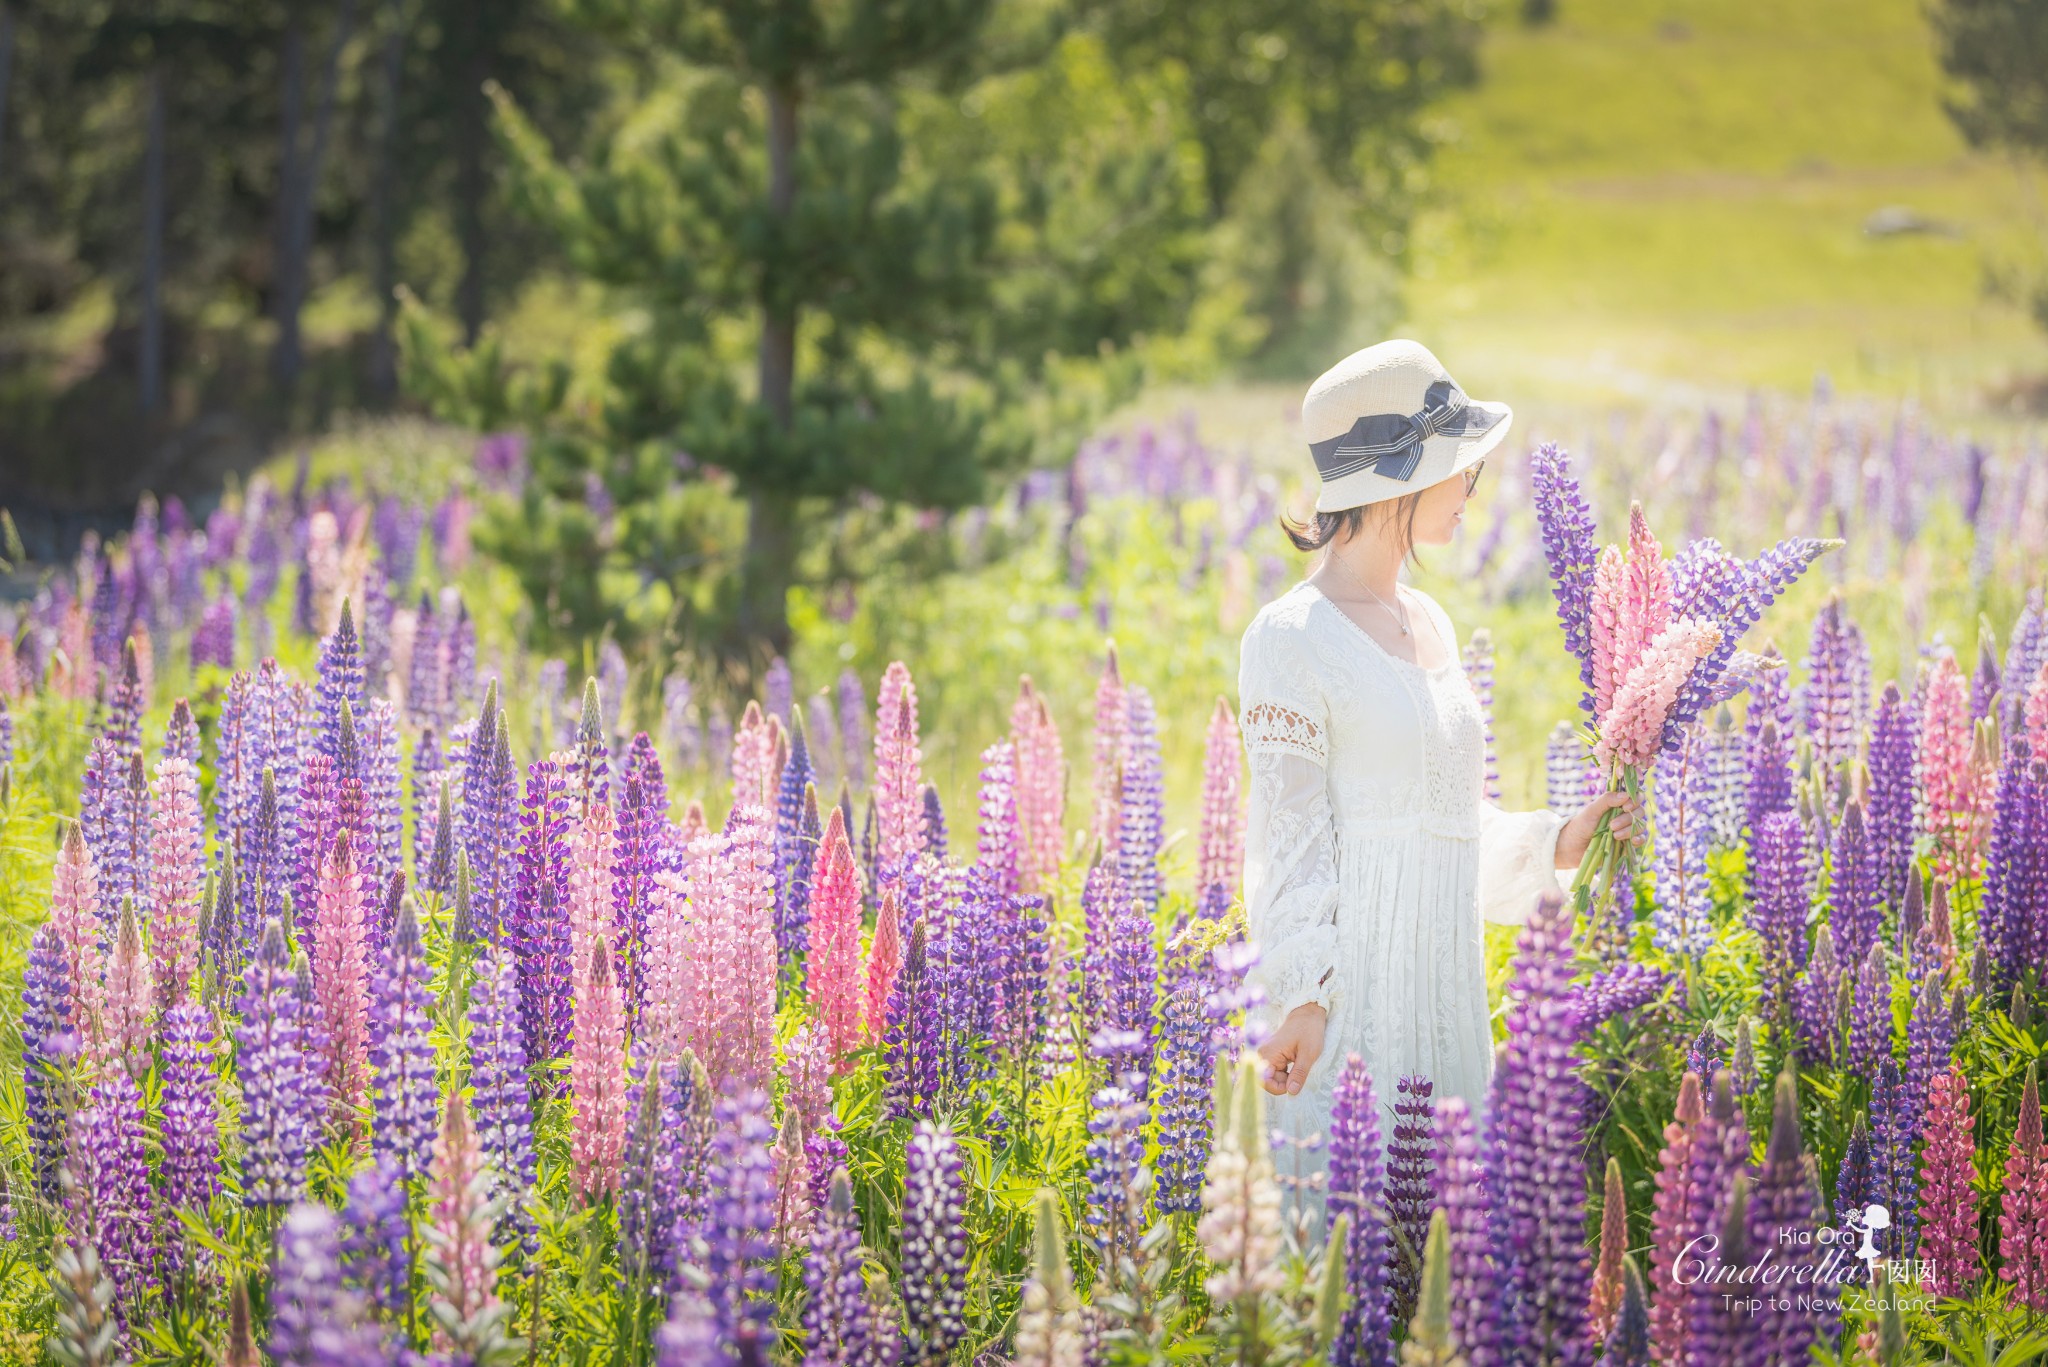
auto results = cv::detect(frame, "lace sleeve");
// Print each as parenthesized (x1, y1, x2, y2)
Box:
(1239, 621, 1341, 1020)
(1476, 800, 1569, 926)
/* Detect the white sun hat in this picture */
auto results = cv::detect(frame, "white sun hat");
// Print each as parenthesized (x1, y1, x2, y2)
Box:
(1302, 339, 1514, 513)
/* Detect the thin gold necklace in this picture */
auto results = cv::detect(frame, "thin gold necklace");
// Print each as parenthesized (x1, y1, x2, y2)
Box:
(1324, 549, 1410, 637)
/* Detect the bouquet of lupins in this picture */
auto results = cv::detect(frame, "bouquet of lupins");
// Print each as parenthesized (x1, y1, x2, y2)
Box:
(1531, 442, 1840, 907)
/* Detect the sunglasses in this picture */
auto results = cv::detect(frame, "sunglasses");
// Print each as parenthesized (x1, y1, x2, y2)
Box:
(1462, 458, 1487, 497)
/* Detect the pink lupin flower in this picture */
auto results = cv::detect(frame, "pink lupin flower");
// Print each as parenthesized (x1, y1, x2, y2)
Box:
(570, 941, 628, 1200)
(51, 824, 108, 1047)
(423, 1086, 506, 1347)
(2000, 1065, 2048, 1312)
(863, 885, 903, 1045)
(100, 899, 153, 1080)
(1199, 697, 1245, 896)
(2025, 662, 2048, 767)
(640, 864, 692, 1061)
(1590, 545, 1627, 717)
(873, 661, 924, 876)
(1922, 654, 1984, 884)
(1920, 1066, 1980, 1298)
(149, 755, 204, 1012)
(684, 805, 778, 1089)
(775, 1022, 834, 1243)
(730, 701, 777, 811)
(1090, 645, 1126, 855)
(1593, 618, 1723, 771)
(312, 830, 372, 1120)
(1010, 677, 1067, 893)
(1618, 502, 1673, 684)
(566, 803, 617, 985)
(804, 807, 864, 1072)
(678, 798, 708, 851)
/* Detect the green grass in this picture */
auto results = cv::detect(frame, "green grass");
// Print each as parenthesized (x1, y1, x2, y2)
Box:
(1394, 0, 2048, 414)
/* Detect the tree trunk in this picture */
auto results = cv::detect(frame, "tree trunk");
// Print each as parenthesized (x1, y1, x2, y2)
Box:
(271, 0, 359, 398)
(0, 4, 16, 184)
(737, 83, 801, 663)
(139, 61, 167, 419)
(450, 0, 488, 343)
(366, 0, 407, 402)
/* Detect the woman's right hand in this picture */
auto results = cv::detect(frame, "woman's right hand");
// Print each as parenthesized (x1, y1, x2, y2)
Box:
(1256, 1003, 1328, 1096)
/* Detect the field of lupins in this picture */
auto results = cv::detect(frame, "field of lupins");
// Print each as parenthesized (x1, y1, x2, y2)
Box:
(3, 386, 2048, 1365)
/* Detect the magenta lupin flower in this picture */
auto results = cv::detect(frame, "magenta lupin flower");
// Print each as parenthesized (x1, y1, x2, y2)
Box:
(148, 756, 203, 1012)
(571, 940, 629, 1200)
(806, 806, 865, 1072)
(1010, 676, 1067, 893)
(864, 886, 904, 1046)
(873, 662, 924, 881)
(1647, 1072, 1704, 1364)
(1920, 1065, 1980, 1298)
(2001, 1066, 2048, 1312)
(1198, 697, 1246, 898)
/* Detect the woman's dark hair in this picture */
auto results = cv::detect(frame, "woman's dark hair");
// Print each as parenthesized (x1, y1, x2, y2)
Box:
(1279, 493, 1427, 567)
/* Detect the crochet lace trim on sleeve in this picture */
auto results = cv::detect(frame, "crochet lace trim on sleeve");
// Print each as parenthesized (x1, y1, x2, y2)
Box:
(1242, 701, 1328, 765)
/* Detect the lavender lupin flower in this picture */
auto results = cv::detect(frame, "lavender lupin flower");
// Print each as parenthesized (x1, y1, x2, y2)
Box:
(1119, 684, 1165, 909)
(1545, 722, 1586, 813)
(1326, 1054, 1393, 1367)
(466, 945, 537, 1251)
(1794, 924, 1843, 1067)
(802, 1170, 898, 1367)
(235, 920, 313, 1208)
(23, 922, 73, 1199)
(69, 1068, 157, 1316)
(613, 748, 666, 1021)
(1865, 682, 1921, 911)
(1387, 1074, 1437, 1324)
(1980, 737, 2040, 994)
(1707, 704, 1747, 851)
(902, 1120, 969, 1364)
(1479, 890, 1591, 1367)
(315, 601, 365, 765)
(1107, 898, 1160, 1086)
(1742, 719, 1795, 840)
(459, 686, 518, 938)
(976, 740, 1022, 898)
(342, 1156, 412, 1320)
(1747, 810, 1811, 1023)
(1845, 943, 1893, 1078)
(704, 1089, 778, 1347)
(772, 722, 819, 972)
(1871, 1057, 1916, 1256)
(1152, 979, 1216, 1215)
(1651, 723, 1714, 959)
(157, 1002, 221, 1212)
(883, 919, 941, 1120)
(920, 783, 949, 862)
(1747, 1074, 1831, 1360)
(1825, 799, 1882, 966)
(1798, 594, 1870, 774)
(370, 898, 439, 1181)
(1084, 1027, 1151, 1271)
(1529, 444, 1600, 711)
(1433, 1096, 1496, 1367)
(512, 756, 573, 1068)
(267, 1202, 381, 1366)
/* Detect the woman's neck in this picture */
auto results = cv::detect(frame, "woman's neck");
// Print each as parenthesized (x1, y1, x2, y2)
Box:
(1320, 532, 1405, 600)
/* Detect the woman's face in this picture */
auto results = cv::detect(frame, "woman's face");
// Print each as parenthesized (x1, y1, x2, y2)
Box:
(1408, 462, 1477, 547)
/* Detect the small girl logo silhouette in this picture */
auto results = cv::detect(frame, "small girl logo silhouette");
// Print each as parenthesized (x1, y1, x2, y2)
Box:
(1844, 1204, 1891, 1280)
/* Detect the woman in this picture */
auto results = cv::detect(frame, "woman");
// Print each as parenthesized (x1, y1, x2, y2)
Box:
(1238, 338, 1644, 1163)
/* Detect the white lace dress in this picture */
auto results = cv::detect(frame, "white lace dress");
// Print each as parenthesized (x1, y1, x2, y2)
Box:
(1238, 579, 1568, 1171)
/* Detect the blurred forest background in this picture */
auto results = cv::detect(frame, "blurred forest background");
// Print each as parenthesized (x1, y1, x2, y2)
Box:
(2, 0, 2046, 684)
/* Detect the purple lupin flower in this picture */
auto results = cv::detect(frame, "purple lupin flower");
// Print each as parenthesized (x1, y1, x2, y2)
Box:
(412, 726, 445, 883)
(1742, 719, 1795, 839)
(1746, 810, 1811, 1027)
(512, 756, 573, 1068)
(1679, 1072, 1750, 1358)
(622, 1052, 708, 1291)
(157, 1002, 221, 1212)
(1798, 594, 1869, 774)
(81, 738, 145, 930)
(998, 891, 1051, 1057)
(236, 919, 313, 1208)
(1107, 897, 1159, 1087)
(613, 747, 666, 1022)
(316, 600, 365, 765)
(2003, 592, 2047, 742)
(1464, 630, 1503, 803)
(466, 945, 537, 1252)
(1980, 737, 2041, 995)
(1825, 798, 1882, 967)
(1707, 704, 1747, 850)
(1386, 1075, 1436, 1323)
(192, 593, 236, 670)
(69, 1068, 157, 1316)
(359, 699, 405, 909)
(1119, 685, 1166, 911)
(370, 898, 439, 1181)
(342, 1156, 412, 1320)
(1151, 978, 1216, 1215)
(1903, 974, 1957, 1148)
(361, 568, 394, 700)
(1845, 942, 1893, 1078)
(1479, 890, 1592, 1367)
(920, 783, 949, 864)
(1871, 1057, 1916, 1255)
(883, 919, 941, 1120)
(772, 722, 819, 973)
(1671, 536, 1840, 734)
(1972, 631, 2002, 721)
(704, 1088, 778, 1348)
(902, 1120, 969, 1364)
(1835, 1113, 1874, 1229)
(267, 1202, 381, 1366)
(1433, 1097, 1496, 1367)
(1530, 443, 1600, 712)
(1747, 1074, 1832, 1359)
(575, 676, 612, 808)
(803, 1168, 898, 1367)
(975, 739, 1022, 899)
(1327, 1054, 1394, 1367)
(763, 655, 793, 726)
(23, 922, 74, 1200)
(1545, 722, 1586, 813)
(459, 685, 517, 939)
(1865, 682, 1920, 908)
(661, 673, 701, 774)
(1084, 1026, 1150, 1270)
(1651, 723, 1714, 959)
(1566, 963, 1679, 1028)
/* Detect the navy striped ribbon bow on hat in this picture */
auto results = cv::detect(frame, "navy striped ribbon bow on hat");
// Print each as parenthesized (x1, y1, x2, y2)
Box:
(1307, 379, 1493, 483)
